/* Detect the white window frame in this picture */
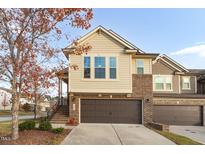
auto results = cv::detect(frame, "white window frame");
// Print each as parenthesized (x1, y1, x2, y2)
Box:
(182, 76, 191, 90)
(83, 56, 91, 79)
(82, 55, 119, 81)
(109, 57, 117, 79)
(136, 59, 144, 74)
(94, 56, 106, 79)
(153, 75, 173, 91)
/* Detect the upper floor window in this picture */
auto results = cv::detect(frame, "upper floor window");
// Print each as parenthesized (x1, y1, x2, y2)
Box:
(182, 76, 190, 90)
(109, 57, 116, 79)
(95, 57, 106, 79)
(136, 59, 144, 74)
(154, 75, 172, 91)
(84, 57, 90, 78)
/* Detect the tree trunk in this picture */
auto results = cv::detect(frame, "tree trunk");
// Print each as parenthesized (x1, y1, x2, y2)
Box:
(34, 104, 37, 119)
(34, 92, 37, 120)
(11, 92, 19, 140)
(11, 76, 20, 140)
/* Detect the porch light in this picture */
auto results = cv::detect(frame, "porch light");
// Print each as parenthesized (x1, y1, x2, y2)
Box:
(98, 94, 102, 97)
(146, 98, 150, 102)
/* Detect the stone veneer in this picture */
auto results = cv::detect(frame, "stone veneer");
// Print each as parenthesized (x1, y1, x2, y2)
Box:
(68, 74, 153, 124)
(153, 98, 205, 106)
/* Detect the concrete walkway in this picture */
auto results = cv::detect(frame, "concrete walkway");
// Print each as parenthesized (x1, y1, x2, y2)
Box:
(170, 125, 205, 144)
(61, 123, 175, 145)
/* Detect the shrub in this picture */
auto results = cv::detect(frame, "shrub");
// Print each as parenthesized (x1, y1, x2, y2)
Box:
(51, 127, 64, 134)
(39, 117, 48, 122)
(21, 103, 32, 112)
(39, 120, 52, 131)
(19, 121, 36, 131)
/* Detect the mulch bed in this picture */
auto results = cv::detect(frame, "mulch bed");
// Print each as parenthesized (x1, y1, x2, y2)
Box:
(0, 129, 71, 145)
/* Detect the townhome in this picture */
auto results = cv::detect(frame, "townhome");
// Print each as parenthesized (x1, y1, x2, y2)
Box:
(52, 26, 205, 126)
(152, 55, 205, 125)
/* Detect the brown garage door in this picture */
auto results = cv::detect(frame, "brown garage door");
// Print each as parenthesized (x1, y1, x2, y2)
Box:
(81, 99, 142, 124)
(153, 105, 203, 126)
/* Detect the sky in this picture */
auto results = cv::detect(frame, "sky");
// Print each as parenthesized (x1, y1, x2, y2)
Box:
(1, 8, 205, 96)
(65, 8, 205, 69)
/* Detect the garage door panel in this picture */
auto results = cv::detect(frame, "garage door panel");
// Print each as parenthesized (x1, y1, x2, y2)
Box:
(153, 105, 202, 126)
(81, 99, 142, 124)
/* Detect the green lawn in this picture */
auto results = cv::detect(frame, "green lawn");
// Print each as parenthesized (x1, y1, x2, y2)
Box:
(0, 119, 38, 136)
(0, 110, 34, 116)
(0, 121, 12, 136)
(155, 129, 202, 145)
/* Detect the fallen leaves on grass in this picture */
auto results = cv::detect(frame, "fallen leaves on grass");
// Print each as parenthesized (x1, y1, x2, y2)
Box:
(0, 129, 70, 145)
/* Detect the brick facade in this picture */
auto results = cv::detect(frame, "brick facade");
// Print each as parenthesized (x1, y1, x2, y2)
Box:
(132, 74, 153, 124)
(68, 74, 153, 124)
(203, 106, 205, 126)
(69, 95, 80, 123)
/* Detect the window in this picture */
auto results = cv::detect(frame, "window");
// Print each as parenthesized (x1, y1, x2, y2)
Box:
(154, 75, 172, 91)
(95, 57, 106, 79)
(109, 57, 116, 79)
(182, 76, 190, 89)
(84, 57, 90, 78)
(136, 59, 144, 74)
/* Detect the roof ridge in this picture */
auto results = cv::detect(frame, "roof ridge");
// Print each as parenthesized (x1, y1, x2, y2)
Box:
(161, 54, 189, 72)
(108, 29, 144, 53)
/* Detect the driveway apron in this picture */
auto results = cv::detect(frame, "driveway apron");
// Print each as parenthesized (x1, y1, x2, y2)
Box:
(61, 123, 175, 145)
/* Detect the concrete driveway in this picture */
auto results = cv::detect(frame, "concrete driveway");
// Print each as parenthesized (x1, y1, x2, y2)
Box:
(61, 123, 175, 145)
(170, 125, 205, 144)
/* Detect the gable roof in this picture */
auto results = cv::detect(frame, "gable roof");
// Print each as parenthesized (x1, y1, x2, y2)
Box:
(64, 25, 144, 53)
(153, 54, 189, 72)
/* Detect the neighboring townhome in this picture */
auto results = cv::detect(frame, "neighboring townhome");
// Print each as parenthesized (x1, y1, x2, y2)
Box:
(152, 55, 205, 126)
(54, 26, 205, 126)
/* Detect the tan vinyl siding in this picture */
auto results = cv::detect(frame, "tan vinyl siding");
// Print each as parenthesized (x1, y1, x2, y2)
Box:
(69, 31, 132, 93)
(132, 58, 152, 74)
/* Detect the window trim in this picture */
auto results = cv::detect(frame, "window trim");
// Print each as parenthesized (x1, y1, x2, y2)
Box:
(109, 57, 117, 79)
(83, 56, 91, 79)
(94, 56, 106, 79)
(136, 59, 144, 75)
(153, 75, 173, 91)
(182, 76, 191, 90)
(82, 55, 119, 81)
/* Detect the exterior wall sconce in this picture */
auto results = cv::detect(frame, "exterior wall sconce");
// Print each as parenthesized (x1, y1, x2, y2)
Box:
(98, 94, 102, 97)
(109, 95, 112, 98)
(71, 96, 76, 102)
